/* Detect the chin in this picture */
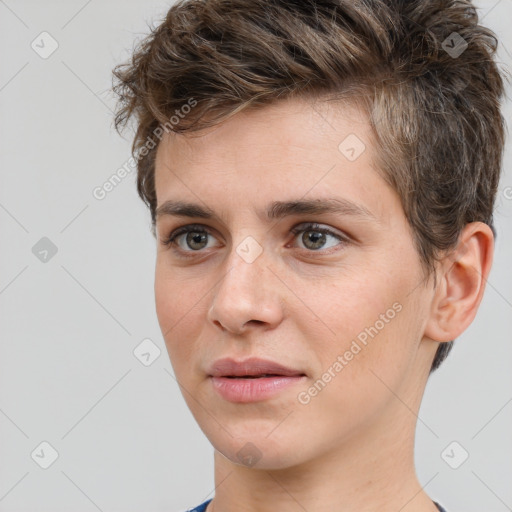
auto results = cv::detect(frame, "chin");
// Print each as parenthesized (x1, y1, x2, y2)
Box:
(208, 427, 309, 470)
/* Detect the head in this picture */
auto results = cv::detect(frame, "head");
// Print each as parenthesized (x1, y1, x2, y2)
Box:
(112, 0, 505, 469)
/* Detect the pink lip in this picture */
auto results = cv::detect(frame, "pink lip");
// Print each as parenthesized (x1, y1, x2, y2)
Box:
(207, 357, 306, 403)
(210, 375, 306, 402)
(208, 357, 305, 378)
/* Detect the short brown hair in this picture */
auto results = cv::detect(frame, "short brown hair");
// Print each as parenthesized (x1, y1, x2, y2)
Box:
(112, 0, 507, 372)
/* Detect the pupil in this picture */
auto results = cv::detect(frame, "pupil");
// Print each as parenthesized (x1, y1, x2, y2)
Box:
(304, 230, 325, 250)
(187, 232, 207, 250)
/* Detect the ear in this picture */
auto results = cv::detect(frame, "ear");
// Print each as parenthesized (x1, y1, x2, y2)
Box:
(424, 222, 494, 342)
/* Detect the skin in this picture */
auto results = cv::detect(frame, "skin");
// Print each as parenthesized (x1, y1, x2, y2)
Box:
(153, 96, 493, 512)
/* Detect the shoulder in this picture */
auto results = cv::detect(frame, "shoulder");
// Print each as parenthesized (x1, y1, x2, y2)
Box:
(179, 498, 212, 512)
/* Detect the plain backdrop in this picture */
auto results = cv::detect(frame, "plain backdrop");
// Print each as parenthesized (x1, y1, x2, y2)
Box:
(0, 1, 511, 511)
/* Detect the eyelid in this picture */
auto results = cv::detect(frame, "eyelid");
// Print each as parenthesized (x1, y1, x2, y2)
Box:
(161, 223, 218, 247)
(290, 222, 347, 240)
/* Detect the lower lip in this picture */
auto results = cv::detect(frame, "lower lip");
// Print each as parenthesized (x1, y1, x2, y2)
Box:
(210, 375, 306, 403)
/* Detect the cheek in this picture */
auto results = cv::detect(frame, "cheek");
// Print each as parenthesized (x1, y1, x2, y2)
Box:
(312, 270, 400, 343)
(154, 276, 176, 334)
(154, 261, 197, 329)
(297, 310, 417, 441)
(154, 265, 203, 367)
(309, 266, 422, 388)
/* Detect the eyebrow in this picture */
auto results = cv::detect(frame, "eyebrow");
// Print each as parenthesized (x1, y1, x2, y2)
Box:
(155, 197, 377, 223)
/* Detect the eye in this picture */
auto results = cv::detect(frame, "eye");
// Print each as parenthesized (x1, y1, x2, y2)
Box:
(160, 224, 220, 254)
(161, 222, 349, 257)
(289, 222, 348, 253)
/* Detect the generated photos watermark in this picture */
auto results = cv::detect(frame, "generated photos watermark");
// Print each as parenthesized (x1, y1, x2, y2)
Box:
(297, 301, 403, 405)
(92, 97, 197, 201)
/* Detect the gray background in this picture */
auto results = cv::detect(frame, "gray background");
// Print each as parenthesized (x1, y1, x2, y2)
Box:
(0, 1, 511, 511)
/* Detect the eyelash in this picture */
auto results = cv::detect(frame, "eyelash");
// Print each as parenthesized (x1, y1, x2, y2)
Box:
(160, 222, 349, 258)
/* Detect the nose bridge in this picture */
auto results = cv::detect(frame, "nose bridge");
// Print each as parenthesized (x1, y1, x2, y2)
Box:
(218, 234, 267, 301)
(207, 233, 282, 332)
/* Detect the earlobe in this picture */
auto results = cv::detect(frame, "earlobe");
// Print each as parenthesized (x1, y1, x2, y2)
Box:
(424, 222, 494, 343)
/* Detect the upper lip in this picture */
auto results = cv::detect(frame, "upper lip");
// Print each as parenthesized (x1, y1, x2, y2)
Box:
(208, 357, 306, 378)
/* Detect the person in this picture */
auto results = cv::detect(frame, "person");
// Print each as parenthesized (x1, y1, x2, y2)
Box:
(111, 0, 506, 510)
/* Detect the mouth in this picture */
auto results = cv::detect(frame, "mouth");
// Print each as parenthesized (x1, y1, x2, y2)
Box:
(223, 374, 295, 379)
(207, 357, 306, 379)
(207, 357, 307, 402)
(209, 372, 306, 403)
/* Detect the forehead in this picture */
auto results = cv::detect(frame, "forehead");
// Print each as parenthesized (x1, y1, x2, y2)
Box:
(156, 96, 370, 166)
(154, 97, 398, 226)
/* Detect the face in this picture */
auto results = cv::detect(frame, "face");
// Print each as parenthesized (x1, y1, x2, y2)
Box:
(154, 96, 437, 470)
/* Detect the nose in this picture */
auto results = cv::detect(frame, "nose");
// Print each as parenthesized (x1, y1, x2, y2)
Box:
(207, 246, 284, 335)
